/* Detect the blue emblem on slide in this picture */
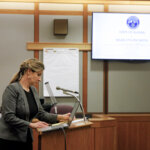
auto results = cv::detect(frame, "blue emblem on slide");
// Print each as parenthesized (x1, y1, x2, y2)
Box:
(127, 16, 140, 29)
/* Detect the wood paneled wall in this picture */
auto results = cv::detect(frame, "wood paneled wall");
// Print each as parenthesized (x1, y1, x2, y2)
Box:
(93, 114, 150, 150)
(115, 115, 150, 150)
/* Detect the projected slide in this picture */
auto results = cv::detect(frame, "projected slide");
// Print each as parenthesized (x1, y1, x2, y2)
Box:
(92, 13, 150, 60)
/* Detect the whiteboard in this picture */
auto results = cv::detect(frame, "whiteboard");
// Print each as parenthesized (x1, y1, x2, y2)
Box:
(43, 48, 79, 97)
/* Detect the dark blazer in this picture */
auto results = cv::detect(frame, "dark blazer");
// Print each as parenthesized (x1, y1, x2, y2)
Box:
(0, 82, 57, 142)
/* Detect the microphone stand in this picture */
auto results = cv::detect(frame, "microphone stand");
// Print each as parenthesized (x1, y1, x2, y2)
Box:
(63, 91, 86, 122)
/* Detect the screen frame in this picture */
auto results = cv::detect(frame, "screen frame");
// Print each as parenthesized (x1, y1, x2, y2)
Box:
(92, 12, 150, 61)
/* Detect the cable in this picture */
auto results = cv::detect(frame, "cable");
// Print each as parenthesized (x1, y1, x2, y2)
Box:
(60, 127, 67, 150)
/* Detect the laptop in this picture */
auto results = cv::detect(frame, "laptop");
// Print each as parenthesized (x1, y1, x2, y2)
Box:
(39, 101, 80, 132)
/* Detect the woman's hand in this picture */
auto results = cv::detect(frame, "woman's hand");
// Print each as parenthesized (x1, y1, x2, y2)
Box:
(57, 113, 71, 122)
(29, 121, 49, 129)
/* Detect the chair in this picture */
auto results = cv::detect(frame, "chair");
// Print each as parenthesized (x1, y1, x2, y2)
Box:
(44, 82, 73, 114)
(50, 104, 73, 114)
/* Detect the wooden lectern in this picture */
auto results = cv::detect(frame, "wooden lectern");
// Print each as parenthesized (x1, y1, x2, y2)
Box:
(33, 117, 117, 150)
(33, 120, 93, 150)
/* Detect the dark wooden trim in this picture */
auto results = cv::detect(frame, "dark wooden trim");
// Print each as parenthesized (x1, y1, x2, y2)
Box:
(39, 10, 83, 15)
(82, 4, 88, 113)
(34, 3, 39, 90)
(103, 61, 108, 114)
(83, 4, 88, 43)
(104, 4, 109, 12)
(83, 52, 88, 113)
(0, 9, 34, 14)
(2, 0, 150, 5)
(27, 42, 91, 51)
(34, 3, 39, 59)
(103, 4, 109, 114)
(93, 114, 150, 120)
(108, 112, 150, 114)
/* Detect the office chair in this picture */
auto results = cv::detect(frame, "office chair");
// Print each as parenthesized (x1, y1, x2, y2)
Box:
(44, 82, 73, 114)
(50, 104, 73, 114)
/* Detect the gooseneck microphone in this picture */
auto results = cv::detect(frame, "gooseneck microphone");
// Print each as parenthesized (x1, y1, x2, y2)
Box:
(56, 86, 79, 94)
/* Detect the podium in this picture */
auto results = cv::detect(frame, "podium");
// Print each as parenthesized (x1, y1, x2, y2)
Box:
(89, 116, 117, 150)
(33, 120, 93, 150)
(33, 117, 117, 150)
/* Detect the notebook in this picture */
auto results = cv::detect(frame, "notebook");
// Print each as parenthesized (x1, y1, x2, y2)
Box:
(39, 100, 80, 133)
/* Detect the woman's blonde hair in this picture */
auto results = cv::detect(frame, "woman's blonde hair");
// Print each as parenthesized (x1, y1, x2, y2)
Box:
(10, 58, 44, 84)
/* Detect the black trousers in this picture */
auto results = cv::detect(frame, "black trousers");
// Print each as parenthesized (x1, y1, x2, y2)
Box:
(0, 138, 33, 150)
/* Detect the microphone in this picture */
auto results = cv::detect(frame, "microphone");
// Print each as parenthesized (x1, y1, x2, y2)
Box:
(56, 86, 79, 94)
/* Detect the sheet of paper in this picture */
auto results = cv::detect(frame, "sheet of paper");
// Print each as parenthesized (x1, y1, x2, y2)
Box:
(43, 48, 79, 97)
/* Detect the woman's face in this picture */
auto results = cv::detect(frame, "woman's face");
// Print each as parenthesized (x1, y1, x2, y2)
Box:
(28, 69, 43, 86)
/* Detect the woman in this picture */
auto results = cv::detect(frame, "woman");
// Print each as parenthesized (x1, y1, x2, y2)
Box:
(0, 58, 70, 150)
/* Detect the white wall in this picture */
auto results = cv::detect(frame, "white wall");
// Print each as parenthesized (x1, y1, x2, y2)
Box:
(0, 14, 34, 105)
